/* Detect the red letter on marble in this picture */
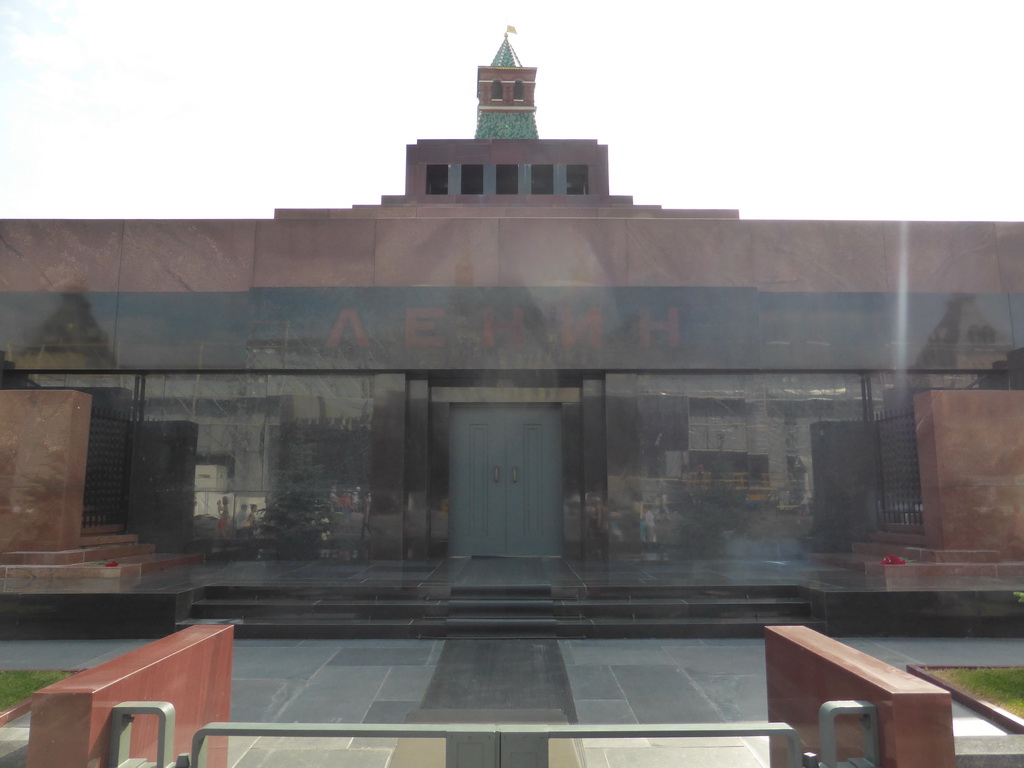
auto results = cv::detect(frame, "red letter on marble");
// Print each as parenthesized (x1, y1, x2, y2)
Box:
(483, 308, 525, 347)
(639, 308, 680, 348)
(406, 307, 446, 348)
(560, 307, 602, 348)
(326, 308, 370, 347)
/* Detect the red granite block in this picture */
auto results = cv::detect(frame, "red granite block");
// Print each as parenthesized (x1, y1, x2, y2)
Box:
(119, 220, 256, 292)
(498, 218, 627, 286)
(914, 390, 1024, 558)
(883, 222, 1000, 293)
(253, 219, 375, 287)
(27, 625, 233, 768)
(0, 390, 91, 553)
(995, 222, 1024, 292)
(765, 626, 954, 768)
(750, 221, 888, 292)
(0, 220, 122, 292)
(374, 218, 500, 286)
(626, 219, 754, 287)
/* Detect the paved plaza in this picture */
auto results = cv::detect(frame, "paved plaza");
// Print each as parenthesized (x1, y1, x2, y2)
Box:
(0, 635, 1018, 767)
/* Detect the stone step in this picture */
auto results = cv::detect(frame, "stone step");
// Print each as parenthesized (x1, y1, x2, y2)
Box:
(120, 553, 205, 574)
(869, 531, 928, 547)
(852, 542, 1000, 563)
(806, 552, 876, 572)
(444, 617, 560, 638)
(78, 533, 139, 547)
(568, 597, 813, 620)
(579, 616, 828, 639)
(0, 553, 201, 581)
(200, 584, 429, 601)
(179, 617, 421, 640)
(0, 542, 155, 566)
(0, 562, 142, 580)
(448, 598, 555, 616)
(190, 598, 442, 620)
(180, 614, 827, 640)
(810, 551, 1024, 583)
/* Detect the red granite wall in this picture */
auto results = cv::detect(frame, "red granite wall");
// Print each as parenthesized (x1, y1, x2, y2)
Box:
(765, 626, 954, 768)
(0, 390, 91, 553)
(27, 625, 233, 768)
(3, 217, 1021, 293)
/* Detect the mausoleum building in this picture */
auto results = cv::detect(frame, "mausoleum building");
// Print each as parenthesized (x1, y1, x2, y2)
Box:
(3, 36, 1024, 570)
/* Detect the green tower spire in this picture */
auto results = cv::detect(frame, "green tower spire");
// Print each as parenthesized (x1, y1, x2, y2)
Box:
(475, 32, 538, 139)
(490, 36, 522, 67)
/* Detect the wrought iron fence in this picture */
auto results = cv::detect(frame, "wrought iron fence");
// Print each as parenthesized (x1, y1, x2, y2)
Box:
(82, 406, 133, 529)
(875, 406, 923, 530)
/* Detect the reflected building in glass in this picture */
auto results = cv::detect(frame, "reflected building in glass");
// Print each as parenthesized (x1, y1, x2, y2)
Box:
(2, 37, 1022, 566)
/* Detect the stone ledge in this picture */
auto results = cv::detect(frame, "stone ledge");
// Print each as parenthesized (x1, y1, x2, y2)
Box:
(956, 736, 1024, 767)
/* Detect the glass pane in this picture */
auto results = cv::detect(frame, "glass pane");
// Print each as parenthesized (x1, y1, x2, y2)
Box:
(633, 373, 871, 560)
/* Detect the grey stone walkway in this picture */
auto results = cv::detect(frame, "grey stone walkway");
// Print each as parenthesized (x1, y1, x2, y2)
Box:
(0, 637, 1018, 767)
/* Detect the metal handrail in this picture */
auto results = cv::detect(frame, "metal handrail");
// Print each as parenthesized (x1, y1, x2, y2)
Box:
(189, 720, 804, 768)
(108, 701, 811, 768)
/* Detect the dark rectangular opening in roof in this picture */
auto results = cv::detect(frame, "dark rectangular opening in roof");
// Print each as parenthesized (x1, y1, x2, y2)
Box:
(462, 164, 484, 195)
(567, 165, 589, 195)
(426, 165, 448, 195)
(496, 164, 518, 195)
(531, 165, 554, 194)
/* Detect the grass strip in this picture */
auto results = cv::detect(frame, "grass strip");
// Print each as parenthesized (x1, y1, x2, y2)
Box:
(930, 668, 1024, 719)
(0, 670, 73, 710)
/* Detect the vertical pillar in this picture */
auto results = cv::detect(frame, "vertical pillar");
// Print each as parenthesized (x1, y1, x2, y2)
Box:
(605, 374, 641, 559)
(483, 165, 497, 195)
(518, 165, 530, 196)
(581, 378, 607, 559)
(370, 373, 406, 559)
(561, 401, 583, 558)
(403, 378, 429, 559)
(428, 400, 451, 557)
(553, 165, 568, 195)
(448, 165, 462, 196)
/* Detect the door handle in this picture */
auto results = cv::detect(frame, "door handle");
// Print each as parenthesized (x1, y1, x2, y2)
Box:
(512, 466, 519, 483)
(493, 466, 500, 482)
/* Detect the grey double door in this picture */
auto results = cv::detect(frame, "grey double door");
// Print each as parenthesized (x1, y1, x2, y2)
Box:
(449, 406, 562, 556)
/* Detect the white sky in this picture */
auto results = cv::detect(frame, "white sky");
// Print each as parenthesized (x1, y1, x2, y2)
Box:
(1, 0, 1023, 221)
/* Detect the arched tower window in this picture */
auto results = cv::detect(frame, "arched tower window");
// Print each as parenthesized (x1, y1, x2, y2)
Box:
(491, 80, 503, 100)
(513, 80, 524, 100)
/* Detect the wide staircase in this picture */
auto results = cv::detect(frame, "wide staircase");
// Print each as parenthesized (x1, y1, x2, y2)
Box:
(180, 558, 824, 639)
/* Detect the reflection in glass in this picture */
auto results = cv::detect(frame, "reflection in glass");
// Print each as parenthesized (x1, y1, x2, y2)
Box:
(632, 374, 867, 559)
(149, 373, 376, 560)
(24, 372, 376, 561)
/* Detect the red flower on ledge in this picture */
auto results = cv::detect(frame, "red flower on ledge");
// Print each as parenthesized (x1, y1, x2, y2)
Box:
(880, 555, 906, 565)
(104, 560, 119, 567)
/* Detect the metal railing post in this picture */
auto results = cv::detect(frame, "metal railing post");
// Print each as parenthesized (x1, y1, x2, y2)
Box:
(109, 701, 176, 768)
(500, 730, 548, 768)
(818, 700, 879, 768)
(446, 731, 499, 768)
